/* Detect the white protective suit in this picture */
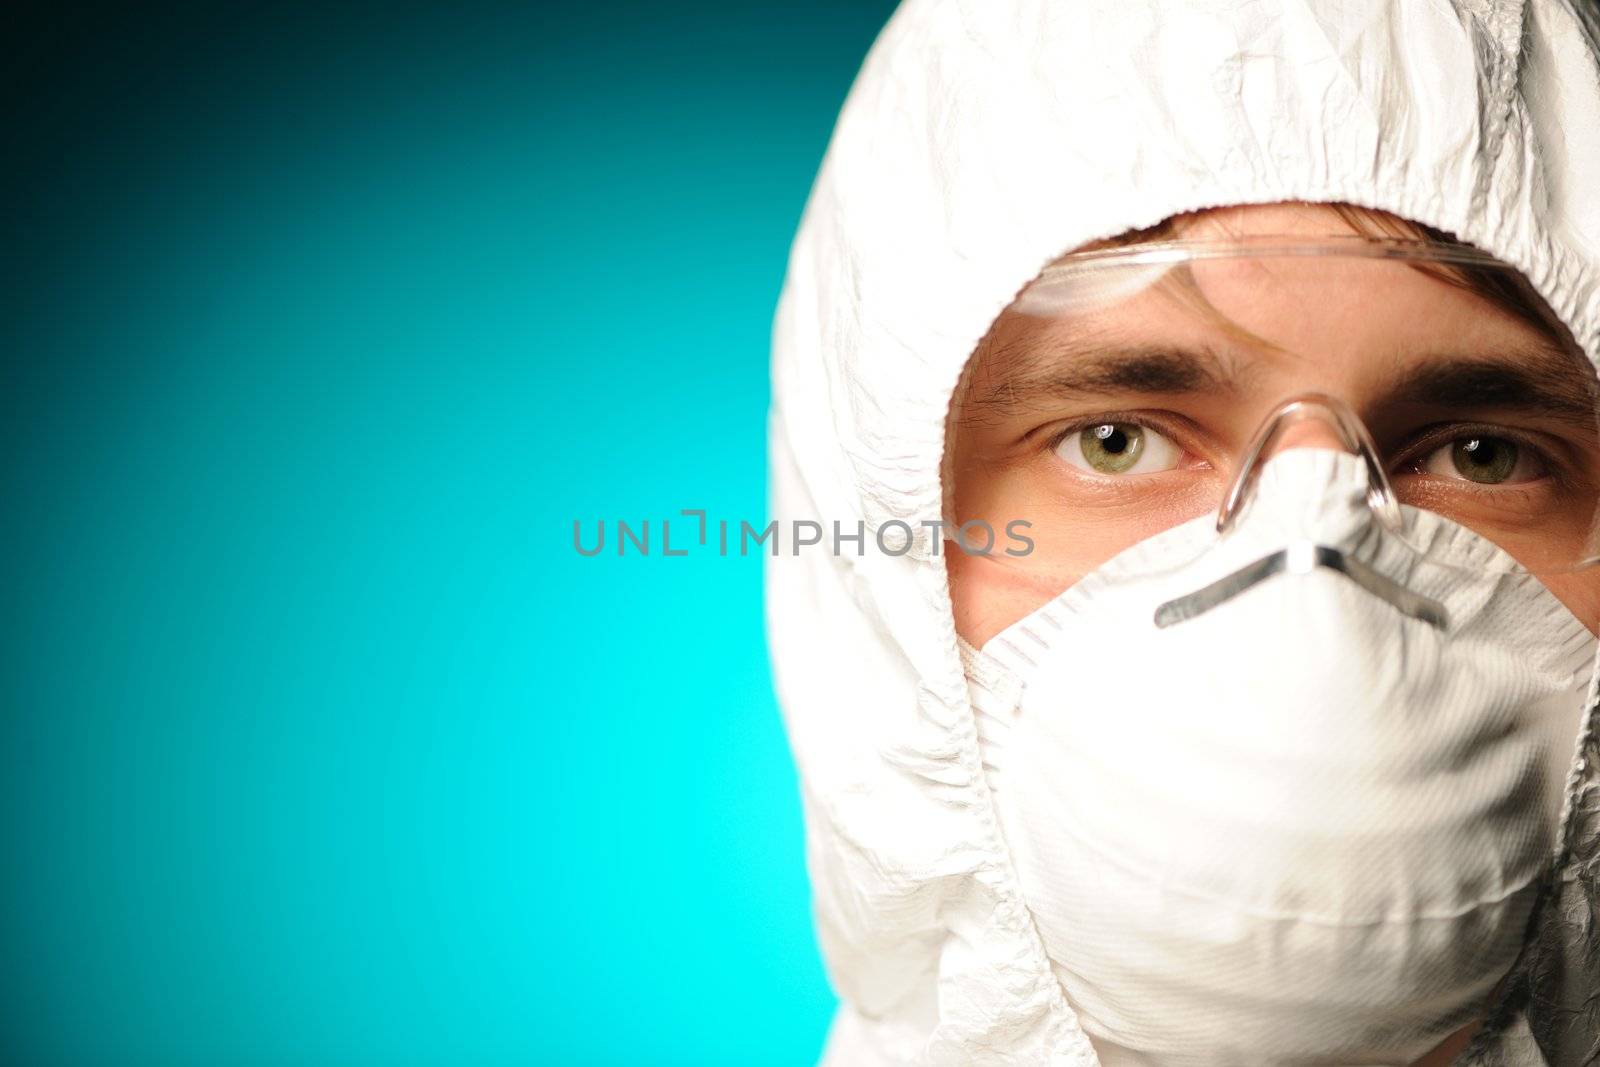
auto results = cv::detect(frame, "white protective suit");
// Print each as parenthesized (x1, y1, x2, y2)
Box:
(766, 1, 1600, 1064)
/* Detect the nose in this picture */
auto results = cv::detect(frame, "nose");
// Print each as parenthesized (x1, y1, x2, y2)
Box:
(1268, 416, 1349, 452)
(1216, 393, 1403, 536)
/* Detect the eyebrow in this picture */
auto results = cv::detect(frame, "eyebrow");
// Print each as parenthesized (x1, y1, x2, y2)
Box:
(1380, 347, 1599, 428)
(964, 339, 1239, 414)
(964, 334, 1598, 428)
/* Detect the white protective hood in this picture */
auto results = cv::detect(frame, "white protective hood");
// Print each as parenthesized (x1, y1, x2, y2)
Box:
(766, 1, 1600, 1064)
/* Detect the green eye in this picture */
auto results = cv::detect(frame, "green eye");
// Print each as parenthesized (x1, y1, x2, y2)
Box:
(1080, 424, 1144, 473)
(1420, 434, 1544, 486)
(1057, 421, 1183, 477)
(1450, 437, 1519, 484)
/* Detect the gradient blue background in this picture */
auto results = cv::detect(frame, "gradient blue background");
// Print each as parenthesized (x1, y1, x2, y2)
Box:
(1, 4, 898, 1062)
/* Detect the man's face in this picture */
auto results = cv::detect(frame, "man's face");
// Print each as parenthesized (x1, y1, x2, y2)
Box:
(946, 203, 1600, 644)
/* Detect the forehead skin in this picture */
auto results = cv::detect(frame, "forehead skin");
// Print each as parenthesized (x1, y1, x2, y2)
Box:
(944, 202, 1600, 645)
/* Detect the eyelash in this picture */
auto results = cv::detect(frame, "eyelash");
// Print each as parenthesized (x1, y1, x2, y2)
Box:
(1043, 415, 1203, 470)
(1043, 412, 1202, 455)
(1395, 422, 1555, 479)
(1042, 415, 1567, 484)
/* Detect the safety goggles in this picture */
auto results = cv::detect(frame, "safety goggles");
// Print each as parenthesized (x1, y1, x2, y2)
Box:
(945, 236, 1600, 590)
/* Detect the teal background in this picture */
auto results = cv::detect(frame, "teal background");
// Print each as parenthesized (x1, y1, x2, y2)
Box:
(1, 4, 896, 1062)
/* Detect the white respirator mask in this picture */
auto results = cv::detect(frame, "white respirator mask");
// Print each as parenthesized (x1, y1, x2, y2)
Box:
(966, 440, 1597, 1066)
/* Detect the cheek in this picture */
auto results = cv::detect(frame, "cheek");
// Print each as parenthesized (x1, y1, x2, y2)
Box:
(1536, 571, 1600, 637)
(946, 547, 1061, 648)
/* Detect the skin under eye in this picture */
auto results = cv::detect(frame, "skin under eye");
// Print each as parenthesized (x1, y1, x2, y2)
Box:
(1056, 422, 1183, 476)
(1418, 434, 1546, 485)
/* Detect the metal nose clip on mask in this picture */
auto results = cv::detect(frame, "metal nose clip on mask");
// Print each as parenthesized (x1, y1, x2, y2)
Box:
(1152, 393, 1449, 630)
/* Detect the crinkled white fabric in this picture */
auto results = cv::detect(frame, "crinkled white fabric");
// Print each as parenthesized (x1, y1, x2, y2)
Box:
(766, 1, 1600, 1064)
(974, 449, 1596, 1065)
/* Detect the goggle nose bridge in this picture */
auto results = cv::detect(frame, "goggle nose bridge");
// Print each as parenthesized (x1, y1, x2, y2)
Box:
(1216, 393, 1403, 536)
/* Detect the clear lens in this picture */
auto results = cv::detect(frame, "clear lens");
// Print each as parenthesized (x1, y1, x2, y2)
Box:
(945, 238, 1600, 590)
